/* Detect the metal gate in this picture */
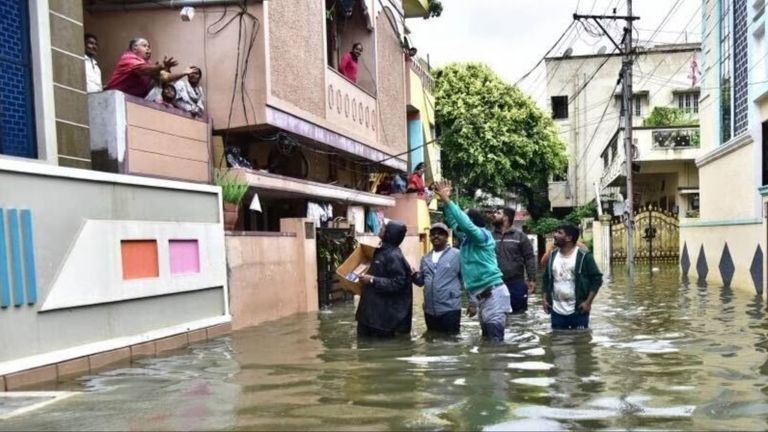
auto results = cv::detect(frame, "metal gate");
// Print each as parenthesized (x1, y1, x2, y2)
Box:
(316, 227, 356, 308)
(610, 206, 679, 263)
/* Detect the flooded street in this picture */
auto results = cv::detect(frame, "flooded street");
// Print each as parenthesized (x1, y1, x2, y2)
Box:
(3, 266, 768, 430)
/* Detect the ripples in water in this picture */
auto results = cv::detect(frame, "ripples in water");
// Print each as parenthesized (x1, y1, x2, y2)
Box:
(3, 266, 768, 431)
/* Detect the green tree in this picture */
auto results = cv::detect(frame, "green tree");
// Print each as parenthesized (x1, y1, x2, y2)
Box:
(434, 63, 567, 215)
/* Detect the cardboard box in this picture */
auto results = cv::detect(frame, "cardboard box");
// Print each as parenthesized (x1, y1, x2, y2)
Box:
(336, 243, 378, 295)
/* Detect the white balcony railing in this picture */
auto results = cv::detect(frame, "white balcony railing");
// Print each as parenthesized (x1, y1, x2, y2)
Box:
(633, 126, 700, 162)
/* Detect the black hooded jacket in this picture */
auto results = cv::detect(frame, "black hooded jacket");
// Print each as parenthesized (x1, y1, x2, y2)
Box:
(355, 221, 413, 333)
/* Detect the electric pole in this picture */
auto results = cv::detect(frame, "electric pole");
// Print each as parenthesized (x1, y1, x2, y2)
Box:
(623, 0, 635, 274)
(574, 0, 638, 275)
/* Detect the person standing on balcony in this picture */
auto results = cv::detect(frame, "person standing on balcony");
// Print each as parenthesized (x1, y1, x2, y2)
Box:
(84, 33, 102, 93)
(357, 220, 413, 338)
(174, 66, 205, 117)
(106, 37, 180, 98)
(433, 180, 512, 342)
(407, 162, 427, 197)
(339, 42, 363, 83)
(492, 208, 536, 314)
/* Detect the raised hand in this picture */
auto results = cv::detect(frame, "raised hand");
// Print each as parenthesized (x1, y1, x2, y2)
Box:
(162, 56, 179, 70)
(433, 180, 453, 202)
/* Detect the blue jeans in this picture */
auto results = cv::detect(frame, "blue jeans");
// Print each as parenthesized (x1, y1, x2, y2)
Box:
(504, 279, 529, 313)
(551, 311, 590, 330)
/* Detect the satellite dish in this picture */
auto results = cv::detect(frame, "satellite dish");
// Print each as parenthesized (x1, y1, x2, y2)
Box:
(597, 45, 607, 55)
(562, 47, 573, 58)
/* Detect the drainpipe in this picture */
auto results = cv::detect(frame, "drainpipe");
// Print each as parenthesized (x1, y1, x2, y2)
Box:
(87, 0, 246, 12)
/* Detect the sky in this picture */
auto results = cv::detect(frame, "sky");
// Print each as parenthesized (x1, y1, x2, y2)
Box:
(406, 0, 702, 101)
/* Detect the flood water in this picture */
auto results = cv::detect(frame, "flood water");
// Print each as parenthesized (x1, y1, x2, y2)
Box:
(3, 266, 768, 431)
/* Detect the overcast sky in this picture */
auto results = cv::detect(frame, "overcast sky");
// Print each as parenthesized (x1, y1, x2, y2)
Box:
(406, 0, 701, 101)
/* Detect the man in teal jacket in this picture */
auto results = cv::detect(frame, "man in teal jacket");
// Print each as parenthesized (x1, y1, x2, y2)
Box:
(541, 224, 603, 330)
(433, 180, 511, 342)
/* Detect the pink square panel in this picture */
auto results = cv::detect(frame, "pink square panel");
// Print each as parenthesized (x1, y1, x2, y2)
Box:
(169, 240, 200, 275)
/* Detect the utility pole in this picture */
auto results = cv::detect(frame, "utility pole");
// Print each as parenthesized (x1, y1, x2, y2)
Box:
(574, 0, 638, 275)
(623, 0, 635, 274)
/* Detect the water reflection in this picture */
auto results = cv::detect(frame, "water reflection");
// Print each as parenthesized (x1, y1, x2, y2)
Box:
(3, 265, 768, 431)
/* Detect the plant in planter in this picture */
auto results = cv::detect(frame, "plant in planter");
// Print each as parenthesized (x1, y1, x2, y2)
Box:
(214, 169, 248, 231)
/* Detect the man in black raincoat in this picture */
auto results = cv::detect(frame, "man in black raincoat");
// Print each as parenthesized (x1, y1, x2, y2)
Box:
(356, 220, 413, 338)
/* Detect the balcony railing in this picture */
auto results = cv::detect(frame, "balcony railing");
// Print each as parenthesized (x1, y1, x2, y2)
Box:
(600, 145, 626, 190)
(325, 67, 378, 144)
(650, 127, 699, 149)
(88, 91, 212, 183)
(409, 57, 435, 94)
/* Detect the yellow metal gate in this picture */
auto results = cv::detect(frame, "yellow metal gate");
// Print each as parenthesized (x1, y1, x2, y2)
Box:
(610, 206, 679, 263)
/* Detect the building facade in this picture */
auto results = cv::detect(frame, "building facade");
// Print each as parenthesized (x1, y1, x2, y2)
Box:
(0, 0, 437, 387)
(545, 43, 702, 217)
(0, 0, 230, 387)
(680, 0, 767, 295)
(87, 0, 431, 233)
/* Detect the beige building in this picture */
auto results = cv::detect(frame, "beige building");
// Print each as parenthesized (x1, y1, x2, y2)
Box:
(545, 43, 702, 217)
(86, 0, 432, 231)
(680, 0, 766, 295)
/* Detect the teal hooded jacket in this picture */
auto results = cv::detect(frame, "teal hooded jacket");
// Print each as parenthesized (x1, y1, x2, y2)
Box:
(443, 201, 503, 294)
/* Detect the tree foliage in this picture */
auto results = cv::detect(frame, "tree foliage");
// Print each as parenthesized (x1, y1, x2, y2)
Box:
(425, 0, 443, 18)
(642, 106, 698, 127)
(433, 63, 568, 201)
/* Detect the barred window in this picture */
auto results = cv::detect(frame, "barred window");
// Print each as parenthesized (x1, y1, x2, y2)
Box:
(720, 0, 732, 143)
(733, 0, 748, 136)
(0, 0, 36, 158)
(677, 92, 700, 114)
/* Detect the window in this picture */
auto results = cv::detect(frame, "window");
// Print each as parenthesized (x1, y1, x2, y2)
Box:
(720, 0, 748, 143)
(0, 0, 36, 158)
(689, 193, 700, 211)
(634, 96, 642, 117)
(733, 0, 748, 135)
(720, 0, 732, 143)
(676, 92, 700, 114)
(551, 96, 568, 119)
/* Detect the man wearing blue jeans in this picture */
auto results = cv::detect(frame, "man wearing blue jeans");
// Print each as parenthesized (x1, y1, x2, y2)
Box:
(541, 224, 602, 330)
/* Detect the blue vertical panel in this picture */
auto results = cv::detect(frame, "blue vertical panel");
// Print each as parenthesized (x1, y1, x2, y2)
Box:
(0, 210, 10, 308)
(0, 0, 36, 158)
(7, 209, 24, 306)
(408, 118, 424, 171)
(20, 209, 36, 305)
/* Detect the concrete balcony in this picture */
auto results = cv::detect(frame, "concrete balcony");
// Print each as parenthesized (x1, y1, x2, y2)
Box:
(232, 167, 395, 208)
(634, 126, 701, 162)
(325, 67, 379, 147)
(88, 91, 212, 183)
(600, 146, 626, 190)
(600, 125, 700, 189)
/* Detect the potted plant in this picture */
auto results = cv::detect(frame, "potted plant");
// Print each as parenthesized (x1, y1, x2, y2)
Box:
(214, 169, 249, 231)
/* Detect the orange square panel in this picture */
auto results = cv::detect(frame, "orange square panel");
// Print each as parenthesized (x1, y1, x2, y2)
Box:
(121, 240, 159, 280)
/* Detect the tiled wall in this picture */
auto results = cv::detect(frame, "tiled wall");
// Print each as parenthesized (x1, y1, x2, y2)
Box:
(0, 0, 36, 158)
(48, 0, 91, 168)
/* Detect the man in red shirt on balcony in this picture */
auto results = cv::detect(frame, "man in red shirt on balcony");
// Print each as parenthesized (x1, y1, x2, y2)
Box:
(339, 42, 363, 83)
(106, 37, 178, 98)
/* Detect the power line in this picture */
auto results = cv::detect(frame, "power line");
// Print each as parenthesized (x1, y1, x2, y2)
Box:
(515, 21, 577, 86)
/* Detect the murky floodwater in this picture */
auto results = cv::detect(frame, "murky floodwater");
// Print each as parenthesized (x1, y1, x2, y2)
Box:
(3, 266, 768, 431)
